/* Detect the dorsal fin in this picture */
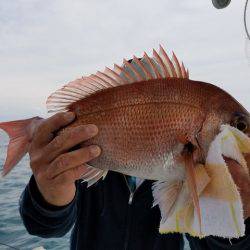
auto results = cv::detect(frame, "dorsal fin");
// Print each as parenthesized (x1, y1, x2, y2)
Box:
(46, 45, 189, 113)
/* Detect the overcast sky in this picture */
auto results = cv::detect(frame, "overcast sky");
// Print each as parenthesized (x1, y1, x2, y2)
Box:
(0, 0, 249, 120)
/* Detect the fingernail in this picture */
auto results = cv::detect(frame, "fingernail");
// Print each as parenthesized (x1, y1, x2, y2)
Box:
(90, 145, 101, 156)
(64, 112, 75, 121)
(85, 124, 98, 135)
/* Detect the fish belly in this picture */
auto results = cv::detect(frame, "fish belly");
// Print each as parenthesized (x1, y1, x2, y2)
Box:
(77, 102, 204, 181)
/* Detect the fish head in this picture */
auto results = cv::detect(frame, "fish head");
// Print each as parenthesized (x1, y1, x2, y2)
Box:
(195, 99, 250, 238)
(197, 85, 250, 164)
(229, 111, 250, 173)
(213, 87, 250, 133)
(211, 90, 250, 169)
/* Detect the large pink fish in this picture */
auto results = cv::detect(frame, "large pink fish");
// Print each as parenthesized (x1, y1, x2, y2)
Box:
(1, 46, 250, 238)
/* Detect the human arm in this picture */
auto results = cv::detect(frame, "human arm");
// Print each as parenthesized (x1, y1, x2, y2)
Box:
(19, 112, 100, 237)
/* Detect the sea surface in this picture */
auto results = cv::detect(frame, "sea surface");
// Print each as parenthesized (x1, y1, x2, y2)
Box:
(0, 131, 71, 250)
(0, 131, 190, 250)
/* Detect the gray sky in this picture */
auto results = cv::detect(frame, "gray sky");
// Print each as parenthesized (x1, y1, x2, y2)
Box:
(0, 0, 249, 120)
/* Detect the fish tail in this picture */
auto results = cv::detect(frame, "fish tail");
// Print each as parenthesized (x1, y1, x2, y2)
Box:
(0, 117, 42, 177)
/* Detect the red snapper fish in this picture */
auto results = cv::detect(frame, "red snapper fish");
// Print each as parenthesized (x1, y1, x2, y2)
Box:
(1, 46, 250, 238)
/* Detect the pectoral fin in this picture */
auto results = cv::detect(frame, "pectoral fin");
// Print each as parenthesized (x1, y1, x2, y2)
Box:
(182, 148, 202, 235)
(152, 180, 183, 223)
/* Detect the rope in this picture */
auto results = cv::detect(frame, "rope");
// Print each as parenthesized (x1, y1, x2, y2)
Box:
(244, 0, 250, 40)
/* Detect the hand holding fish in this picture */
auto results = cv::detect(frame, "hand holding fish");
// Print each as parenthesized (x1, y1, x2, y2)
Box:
(28, 112, 101, 206)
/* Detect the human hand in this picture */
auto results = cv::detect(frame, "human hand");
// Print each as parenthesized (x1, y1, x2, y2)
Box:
(29, 112, 101, 206)
(225, 156, 250, 220)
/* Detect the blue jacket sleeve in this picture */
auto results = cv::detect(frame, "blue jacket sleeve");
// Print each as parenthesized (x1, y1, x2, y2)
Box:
(19, 176, 77, 238)
(187, 218, 250, 250)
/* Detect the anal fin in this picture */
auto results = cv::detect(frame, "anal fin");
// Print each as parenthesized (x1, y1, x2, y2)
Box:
(152, 180, 182, 223)
(154, 165, 210, 237)
(80, 164, 108, 187)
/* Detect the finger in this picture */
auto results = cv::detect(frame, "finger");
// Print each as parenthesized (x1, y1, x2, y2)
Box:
(44, 124, 99, 161)
(47, 145, 101, 179)
(54, 164, 92, 185)
(33, 112, 75, 147)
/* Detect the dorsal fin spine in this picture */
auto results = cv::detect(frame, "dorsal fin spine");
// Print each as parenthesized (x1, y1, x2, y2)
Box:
(47, 99, 72, 104)
(96, 71, 117, 87)
(122, 59, 138, 81)
(114, 64, 134, 83)
(153, 49, 170, 78)
(56, 90, 83, 99)
(172, 52, 182, 78)
(67, 81, 95, 94)
(104, 67, 127, 84)
(62, 86, 83, 95)
(85, 78, 104, 90)
(123, 59, 143, 81)
(91, 74, 113, 88)
(89, 75, 109, 88)
(75, 78, 100, 91)
(47, 94, 79, 102)
(159, 45, 177, 77)
(48, 108, 66, 113)
(98, 71, 119, 86)
(143, 52, 161, 79)
(46, 46, 190, 113)
(132, 55, 152, 80)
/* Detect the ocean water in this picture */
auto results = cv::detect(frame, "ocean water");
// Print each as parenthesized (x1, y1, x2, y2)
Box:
(0, 131, 71, 250)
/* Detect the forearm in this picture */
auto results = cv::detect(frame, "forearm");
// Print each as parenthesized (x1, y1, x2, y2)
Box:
(19, 176, 77, 238)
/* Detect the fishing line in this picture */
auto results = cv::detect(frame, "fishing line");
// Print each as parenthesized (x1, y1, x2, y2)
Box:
(0, 242, 20, 250)
(244, 0, 250, 40)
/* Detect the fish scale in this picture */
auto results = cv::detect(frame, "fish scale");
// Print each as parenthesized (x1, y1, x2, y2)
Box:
(64, 79, 214, 180)
(70, 84, 204, 180)
(70, 79, 210, 116)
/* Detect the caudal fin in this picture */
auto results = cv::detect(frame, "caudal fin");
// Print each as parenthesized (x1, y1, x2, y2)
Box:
(0, 117, 42, 177)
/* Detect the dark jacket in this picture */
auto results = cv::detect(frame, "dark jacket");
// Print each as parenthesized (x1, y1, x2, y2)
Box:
(19, 172, 250, 250)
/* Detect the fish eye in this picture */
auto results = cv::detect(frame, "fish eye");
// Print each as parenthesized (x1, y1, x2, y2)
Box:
(236, 120, 247, 132)
(231, 113, 248, 132)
